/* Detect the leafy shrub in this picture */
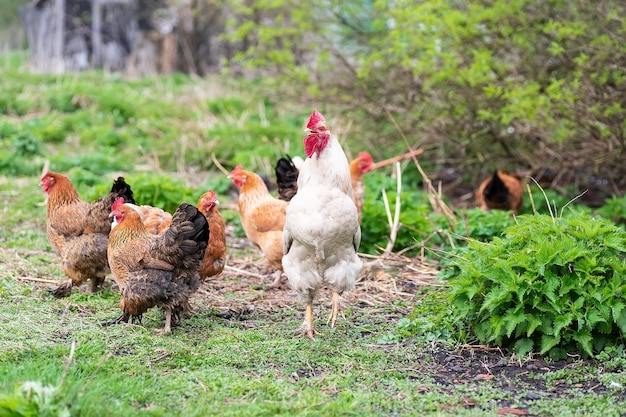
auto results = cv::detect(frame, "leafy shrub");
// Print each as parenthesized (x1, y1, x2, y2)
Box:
(0, 130, 44, 176)
(47, 90, 80, 113)
(49, 150, 126, 177)
(228, 0, 626, 199)
(596, 194, 626, 226)
(12, 132, 42, 157)
(448, 211, 626, 358)
(0, 153, 43, 177)
(435, 208, 517, 280)
(23, 117, 67, 144)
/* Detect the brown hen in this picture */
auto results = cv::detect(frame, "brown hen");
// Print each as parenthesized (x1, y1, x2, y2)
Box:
(476, 170, 524, 214)
(40, 171, 135, 297)
(229, 165, 288, 287)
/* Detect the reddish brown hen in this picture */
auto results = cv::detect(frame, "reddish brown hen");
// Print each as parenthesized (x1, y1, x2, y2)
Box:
(197, 190, 226, 280)
(349, 152, 374, 223)
(40, 171, 135, 297)
(476, 170, 524, 213)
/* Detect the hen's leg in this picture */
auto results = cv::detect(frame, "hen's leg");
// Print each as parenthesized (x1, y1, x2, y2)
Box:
(102, 312, 129, 326)
(270, 270, 286, 289)
(50, 279, 74, 298)
(87, 273, 106, 294)
(327, 291, 342, 328)
(86, 277, 99, 294)
(159, 307, 173, 333)
(296, 302, 318, 339)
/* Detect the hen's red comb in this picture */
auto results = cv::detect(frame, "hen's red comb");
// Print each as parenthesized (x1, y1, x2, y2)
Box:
(359, 152, 373, 163)
(306, 109, 326, 130)
(112, 197, 125, 212)
(229, 165, 243, 176)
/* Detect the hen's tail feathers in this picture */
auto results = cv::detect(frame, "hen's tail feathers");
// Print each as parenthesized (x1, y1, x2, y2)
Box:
(178, 203, 210, 245)
(111, 177, 136, 204)
(163, 203, 210, 269)
(483, 171, 509, 205)
(275, 155, 299, 201)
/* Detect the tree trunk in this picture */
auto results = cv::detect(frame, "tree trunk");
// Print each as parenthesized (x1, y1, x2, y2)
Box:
(19, 0, 65, 73)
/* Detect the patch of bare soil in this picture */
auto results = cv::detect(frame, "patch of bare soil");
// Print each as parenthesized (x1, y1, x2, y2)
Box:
(419, 343, 624, 414)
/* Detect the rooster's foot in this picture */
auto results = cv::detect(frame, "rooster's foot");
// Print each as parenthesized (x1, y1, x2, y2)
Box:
(295, 321, 319, 340)
(296, 302, 318, 340)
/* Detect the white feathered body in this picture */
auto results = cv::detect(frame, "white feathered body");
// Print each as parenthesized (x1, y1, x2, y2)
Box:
(282, 134, 362, 302)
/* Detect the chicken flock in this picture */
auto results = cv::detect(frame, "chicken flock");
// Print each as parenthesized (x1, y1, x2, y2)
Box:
(40, 109, 522, 338)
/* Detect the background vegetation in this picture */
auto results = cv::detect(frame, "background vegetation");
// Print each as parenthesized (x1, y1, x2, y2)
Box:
(227, 0, 626, 205)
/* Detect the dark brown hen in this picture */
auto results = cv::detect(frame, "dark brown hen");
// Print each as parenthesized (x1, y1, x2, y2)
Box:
(106, 200, 209, 333)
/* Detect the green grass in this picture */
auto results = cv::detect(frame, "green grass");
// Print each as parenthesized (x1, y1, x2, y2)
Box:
(2, 285, 623, 417)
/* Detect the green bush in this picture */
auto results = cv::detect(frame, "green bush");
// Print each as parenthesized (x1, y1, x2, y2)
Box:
(49, 150, 126, 177)
(596, 194, 626, 226)
(228, 0, 626, 197)
(436, 208, 517, 280)
(448, 211, 626, 358)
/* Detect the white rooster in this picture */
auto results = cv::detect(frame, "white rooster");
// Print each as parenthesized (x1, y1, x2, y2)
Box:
(282, 109, 363, 339)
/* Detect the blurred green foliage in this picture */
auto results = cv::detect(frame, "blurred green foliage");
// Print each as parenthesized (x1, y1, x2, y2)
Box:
(227, 0, 626, 199)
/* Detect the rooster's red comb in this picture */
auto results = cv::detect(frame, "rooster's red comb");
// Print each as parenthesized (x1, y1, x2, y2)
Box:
(306, 109, 326, 130)
(112, 197, 125, 212)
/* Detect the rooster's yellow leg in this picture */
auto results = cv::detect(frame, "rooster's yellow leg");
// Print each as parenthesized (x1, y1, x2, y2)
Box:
(327, 291, 342, 328)
(296, 302, 318, 339)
